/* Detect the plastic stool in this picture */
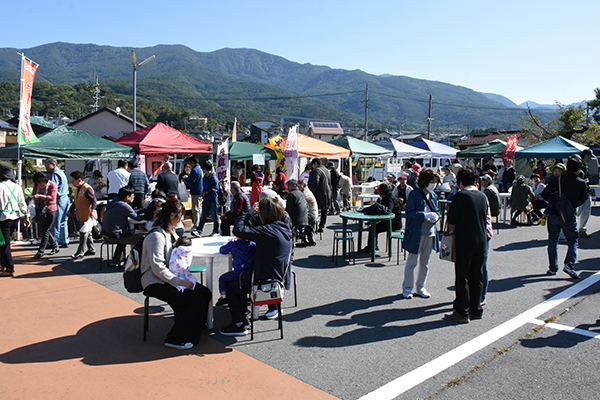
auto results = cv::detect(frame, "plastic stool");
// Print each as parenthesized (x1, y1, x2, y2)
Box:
(189, 264, 206, 285)
(332, 236, 355, 265)
(390, 229, 406, 264)
(100, 239, 116, 271)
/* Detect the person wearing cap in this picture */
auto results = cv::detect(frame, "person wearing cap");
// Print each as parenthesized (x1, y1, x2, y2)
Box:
(0, 163, 30, 277)
(577, 150, 593, 238)
(327, 162, 341, 214)
(540, 157, 588, 278)
(85, 170, 105, 201)
(407, 165, 420, 189)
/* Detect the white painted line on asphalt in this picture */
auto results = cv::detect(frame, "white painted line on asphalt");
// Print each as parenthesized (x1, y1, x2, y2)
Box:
(530, 318, 600, 340)
(359, 271, 600, 400)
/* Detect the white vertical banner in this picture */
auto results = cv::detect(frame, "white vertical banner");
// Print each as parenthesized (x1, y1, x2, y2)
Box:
(284, 124, 299, 180)
(231, 117, 237, 142)
(216, 139, 230, 209)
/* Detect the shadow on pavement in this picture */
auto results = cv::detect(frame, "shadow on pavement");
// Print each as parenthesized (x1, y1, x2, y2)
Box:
(0, 315, 231, 366)
(493, 239, 547, 252)
(520, 329, 594, 349)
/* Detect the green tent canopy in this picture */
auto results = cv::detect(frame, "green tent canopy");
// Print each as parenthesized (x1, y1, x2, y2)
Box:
(515, 136, 589, 159)
(0, 125, 136, 160)
(329, 136, 394, 157)
(212, 141, 277, 161)
(457, 139, 524, 158)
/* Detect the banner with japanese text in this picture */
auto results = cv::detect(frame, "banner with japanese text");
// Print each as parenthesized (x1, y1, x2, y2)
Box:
(216, 139, 230, 208)
(502, 136, 518, 167)
(284, 124, 299, 180)
(18, 55, 40, 145)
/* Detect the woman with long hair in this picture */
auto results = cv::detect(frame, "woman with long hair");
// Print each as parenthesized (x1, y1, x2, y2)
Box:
(141, 198, 212, 350)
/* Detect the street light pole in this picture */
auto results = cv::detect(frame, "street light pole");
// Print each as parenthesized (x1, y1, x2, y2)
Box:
(131, 50, 155, 132)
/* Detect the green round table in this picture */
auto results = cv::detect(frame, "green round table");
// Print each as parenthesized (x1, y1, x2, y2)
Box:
(339, 211, 395, 262)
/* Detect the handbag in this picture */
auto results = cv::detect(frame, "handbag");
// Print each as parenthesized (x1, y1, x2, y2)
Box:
(439, 219, 456, 262)
(33, 185, 49, 224)
(251, 246, 292, 306)
(91, 218, 102, 239)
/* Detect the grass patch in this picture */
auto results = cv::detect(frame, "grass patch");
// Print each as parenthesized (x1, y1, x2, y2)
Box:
(497, 347, 509, 355)
(544, 315, 558, 323)
(447, 377, 464, 387)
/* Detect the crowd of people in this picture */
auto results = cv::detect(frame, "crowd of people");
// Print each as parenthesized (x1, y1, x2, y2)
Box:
(0, 149, 595, 346)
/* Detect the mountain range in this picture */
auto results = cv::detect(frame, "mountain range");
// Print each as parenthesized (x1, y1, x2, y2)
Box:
(0, 42, 559, 131)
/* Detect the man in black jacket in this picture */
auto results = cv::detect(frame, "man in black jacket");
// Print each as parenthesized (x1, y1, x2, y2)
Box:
(501, 159, 516, 193)
(540, 156, 588, 279)
(327, 162, 341, 215)
(308, 158, 331, 233)
(445, 167, 489, 323)
(285, 179, 309, 242)
(156, 162, 180, 198)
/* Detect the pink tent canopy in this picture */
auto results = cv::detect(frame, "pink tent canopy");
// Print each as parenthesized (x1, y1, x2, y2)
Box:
(115, 122, 212, 154)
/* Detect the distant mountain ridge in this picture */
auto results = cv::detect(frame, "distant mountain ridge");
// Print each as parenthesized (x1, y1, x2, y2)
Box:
(0, 42, 558, 129)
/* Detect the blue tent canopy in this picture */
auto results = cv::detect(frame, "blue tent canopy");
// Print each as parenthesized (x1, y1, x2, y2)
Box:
(515, 136, 589, 159)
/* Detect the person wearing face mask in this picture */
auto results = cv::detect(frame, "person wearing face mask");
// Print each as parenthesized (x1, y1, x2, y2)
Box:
(401, 169, 441, 299)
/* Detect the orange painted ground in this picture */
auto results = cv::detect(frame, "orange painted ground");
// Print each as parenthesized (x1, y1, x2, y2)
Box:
(0, 247, 339, 400)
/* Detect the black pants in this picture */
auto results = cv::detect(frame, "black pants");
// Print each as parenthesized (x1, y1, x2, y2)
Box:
(226, 277, 252, 323)
(144, 283, 212, 345)
(132, 193, 144, 210)
(453, 251, 485, 318)
(319, 208, 327, 229)
(0, 219, 18, 273)
(107, 193, 118, 200)
(37, 211, 57, 254)
(220, 215, 235, 236)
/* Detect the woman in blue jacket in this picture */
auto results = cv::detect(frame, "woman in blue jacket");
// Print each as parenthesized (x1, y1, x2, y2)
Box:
(402, 169, 440, 299)
(219, 197, 293, 336)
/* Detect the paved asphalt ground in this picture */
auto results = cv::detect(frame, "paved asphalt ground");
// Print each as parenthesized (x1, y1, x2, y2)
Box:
(19, 205, 600, 400)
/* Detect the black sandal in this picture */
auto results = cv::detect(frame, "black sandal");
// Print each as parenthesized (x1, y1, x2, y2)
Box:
(50, 247, 59, 255)
(33, 252, 43, 259)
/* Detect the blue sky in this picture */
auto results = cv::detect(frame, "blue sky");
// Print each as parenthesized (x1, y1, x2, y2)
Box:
(6, 0, 598, 105)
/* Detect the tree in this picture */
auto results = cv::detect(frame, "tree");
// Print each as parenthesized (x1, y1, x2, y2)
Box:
(588, 88, 600, 124)
(520, 102, 591, 141)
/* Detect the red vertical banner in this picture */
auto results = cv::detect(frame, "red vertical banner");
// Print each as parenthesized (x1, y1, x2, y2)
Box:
(18, 55, 40, 145)
(502, 136, 518, 167)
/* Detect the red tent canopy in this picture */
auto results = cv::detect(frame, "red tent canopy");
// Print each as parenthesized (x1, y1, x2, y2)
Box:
(115, 122, 212, 154)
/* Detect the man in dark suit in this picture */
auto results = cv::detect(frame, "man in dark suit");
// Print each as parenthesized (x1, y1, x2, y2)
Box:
(308, 158, 331, 233)
(445, 167, 489, 323)
(156, 162, 180, 198)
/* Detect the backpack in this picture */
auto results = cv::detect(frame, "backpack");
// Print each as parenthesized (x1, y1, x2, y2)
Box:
(123, 227, 164, 293)
(484, 187, 502, 217)
(554, 176, 576, 225)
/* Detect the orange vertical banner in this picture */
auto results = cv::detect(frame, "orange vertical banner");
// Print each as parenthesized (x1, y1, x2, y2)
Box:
(18, 55, 40, 145)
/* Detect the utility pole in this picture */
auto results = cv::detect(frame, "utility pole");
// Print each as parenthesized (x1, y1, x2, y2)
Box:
(427, 95, 433, 140)
(90, 75, 101, 113)
(362, 83, 369, 142)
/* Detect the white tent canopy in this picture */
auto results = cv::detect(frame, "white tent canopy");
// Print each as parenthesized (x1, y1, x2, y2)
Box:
(375, 137, 432, 158)
(408, 138, 458, 159)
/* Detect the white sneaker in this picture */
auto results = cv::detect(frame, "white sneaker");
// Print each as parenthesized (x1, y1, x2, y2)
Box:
(164, 342, 194, 350)
(209, 232, 220, 237)
(416, 288, 431, 299)
(402, 290, 413, 299)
